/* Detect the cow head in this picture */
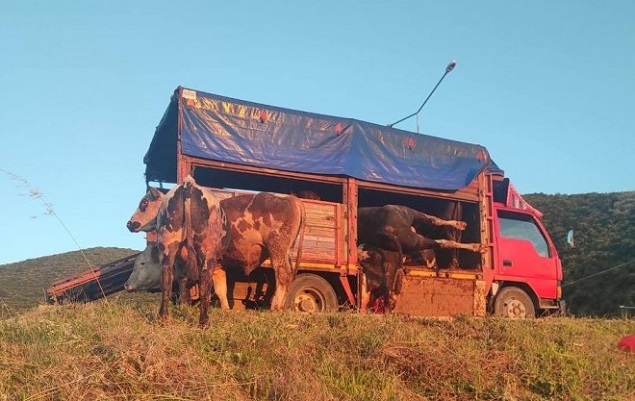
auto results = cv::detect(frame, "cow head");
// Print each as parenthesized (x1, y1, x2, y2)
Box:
(126, 187, 164, 232)
(293, 190, 321, 200)
(124, 243, 162, 292)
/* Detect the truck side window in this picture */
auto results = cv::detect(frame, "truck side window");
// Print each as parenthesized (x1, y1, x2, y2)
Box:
(498, 211, 550, 257)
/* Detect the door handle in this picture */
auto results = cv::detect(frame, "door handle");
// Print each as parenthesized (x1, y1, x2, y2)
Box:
(503, 259, 513, 267)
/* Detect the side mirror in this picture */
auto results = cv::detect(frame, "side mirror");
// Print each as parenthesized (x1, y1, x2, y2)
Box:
(566, 229, 575, 248)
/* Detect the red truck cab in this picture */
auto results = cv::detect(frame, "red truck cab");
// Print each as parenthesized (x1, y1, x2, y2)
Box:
(486, 177, 563, 318)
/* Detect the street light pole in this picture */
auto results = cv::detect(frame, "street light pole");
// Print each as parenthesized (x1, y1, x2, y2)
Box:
(387, 60, 457, 131)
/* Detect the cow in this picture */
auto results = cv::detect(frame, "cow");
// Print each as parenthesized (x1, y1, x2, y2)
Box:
(357, 205, 486, 270)
(126, 175, 229, 327)
(124, 241, 214, 305)
(125, 242, 163, 293)
(357, 245, 404, 313)
(126, 191, 306, 312)
(292, 190, 321, 201)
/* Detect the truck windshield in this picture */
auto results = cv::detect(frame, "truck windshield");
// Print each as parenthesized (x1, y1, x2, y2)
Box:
(498, 210, 550, 257)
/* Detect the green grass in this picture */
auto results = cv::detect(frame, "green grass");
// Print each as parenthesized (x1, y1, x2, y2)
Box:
(1, 301, 634, 400)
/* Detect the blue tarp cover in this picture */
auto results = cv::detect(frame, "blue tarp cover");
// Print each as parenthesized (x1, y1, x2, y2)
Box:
(144, 87, 501, 190)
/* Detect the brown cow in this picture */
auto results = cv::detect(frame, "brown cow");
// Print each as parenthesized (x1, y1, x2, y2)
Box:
(214, 192, 305, 311)
(126, 191, 306, 312)
(126, 175, 229, 327)
(357, 205, 486, 270)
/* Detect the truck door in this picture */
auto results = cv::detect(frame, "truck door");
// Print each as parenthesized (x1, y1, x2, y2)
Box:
(494, 209, 559, 299)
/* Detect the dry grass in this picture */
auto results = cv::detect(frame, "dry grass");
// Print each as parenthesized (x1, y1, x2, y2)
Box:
(1, 301, 635, 400)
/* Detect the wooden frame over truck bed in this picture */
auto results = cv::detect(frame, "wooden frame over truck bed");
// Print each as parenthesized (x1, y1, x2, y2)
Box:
(138, 86, 508, 316)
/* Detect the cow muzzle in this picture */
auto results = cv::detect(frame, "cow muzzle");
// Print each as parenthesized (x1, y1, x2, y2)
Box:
(126, 220, 141, 232)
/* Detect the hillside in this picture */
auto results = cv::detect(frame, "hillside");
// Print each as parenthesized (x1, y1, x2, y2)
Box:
(0, 247, 139, 314)
(0, 191, 634, 317)
(525, 191, 635, 316)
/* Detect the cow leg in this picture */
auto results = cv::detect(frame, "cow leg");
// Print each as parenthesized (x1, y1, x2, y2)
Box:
(398, 228, 438, 252)
(198, 258, 215, 327)
(435, 239, 488, 253)
(360, 273, 370, 313)
(269, 248, 294, 311)
(431, 218, 466, 231)
(176, 276, 189, 305)
(212, 265, 231, 310)
(158, 246, 178, 321)
(412, 209, 467, 231)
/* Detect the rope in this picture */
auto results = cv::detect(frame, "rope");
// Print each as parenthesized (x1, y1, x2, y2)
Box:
(562, 257, 635, 287)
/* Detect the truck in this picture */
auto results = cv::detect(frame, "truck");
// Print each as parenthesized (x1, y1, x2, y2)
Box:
(131, 86, 563, 318)
(135, 87, 562, 318)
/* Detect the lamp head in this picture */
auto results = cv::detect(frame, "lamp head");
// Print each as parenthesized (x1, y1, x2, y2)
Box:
(446, 60, 457, 73)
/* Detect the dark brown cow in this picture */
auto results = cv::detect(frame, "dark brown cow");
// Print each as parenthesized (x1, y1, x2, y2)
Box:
(292, 190, 321, 201)
(357, 205, 486, 268)
(126, 191, 306, 312)
(126, 175, 229, 327)
(357, 245, 404, 313)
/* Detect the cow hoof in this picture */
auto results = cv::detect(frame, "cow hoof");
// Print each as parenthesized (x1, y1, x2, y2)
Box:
(454, 221, 467, 230)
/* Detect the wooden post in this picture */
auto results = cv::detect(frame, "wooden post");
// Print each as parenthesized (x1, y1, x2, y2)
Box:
(345, 177, 358, 265)
(345, 177, 360, 309)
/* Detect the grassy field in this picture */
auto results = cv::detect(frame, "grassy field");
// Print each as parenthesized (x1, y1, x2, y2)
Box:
(1, 247, 635, 399)
(1, 297, 634, 400)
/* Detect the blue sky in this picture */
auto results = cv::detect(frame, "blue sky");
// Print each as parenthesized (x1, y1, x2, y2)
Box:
(1, 1, 634, 265)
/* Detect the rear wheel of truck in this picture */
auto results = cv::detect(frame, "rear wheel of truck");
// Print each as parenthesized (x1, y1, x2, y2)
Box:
(285, 274, 338, 313)
(494, 287, 536, 319)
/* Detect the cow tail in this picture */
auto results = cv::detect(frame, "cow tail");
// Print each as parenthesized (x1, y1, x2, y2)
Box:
(183, 177, 196, 278)
(292, 199, 306, 274)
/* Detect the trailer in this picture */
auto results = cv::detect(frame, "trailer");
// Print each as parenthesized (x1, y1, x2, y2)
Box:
(46, 253, 140, 303)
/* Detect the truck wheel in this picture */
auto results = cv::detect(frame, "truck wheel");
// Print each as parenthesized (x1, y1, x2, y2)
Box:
(494, 287, 536, 319)
(285, 274, 338, 313)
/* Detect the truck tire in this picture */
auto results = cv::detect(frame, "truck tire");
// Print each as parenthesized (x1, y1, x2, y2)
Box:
(285, 274, 338, 313)
(493, 287, 536, 319)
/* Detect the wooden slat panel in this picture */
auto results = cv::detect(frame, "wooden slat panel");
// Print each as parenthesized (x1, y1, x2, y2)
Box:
(293, 201, 342, 264)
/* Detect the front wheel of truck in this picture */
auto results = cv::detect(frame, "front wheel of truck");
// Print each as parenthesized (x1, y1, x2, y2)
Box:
(494, 287, 536, 319)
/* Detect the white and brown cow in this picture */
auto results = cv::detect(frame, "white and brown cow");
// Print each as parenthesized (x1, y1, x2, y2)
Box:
(126, 175, 229, 327)
(357, 205, 486, 270)
(218, 192, 305, 310)
(126, 191, 306, 312)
